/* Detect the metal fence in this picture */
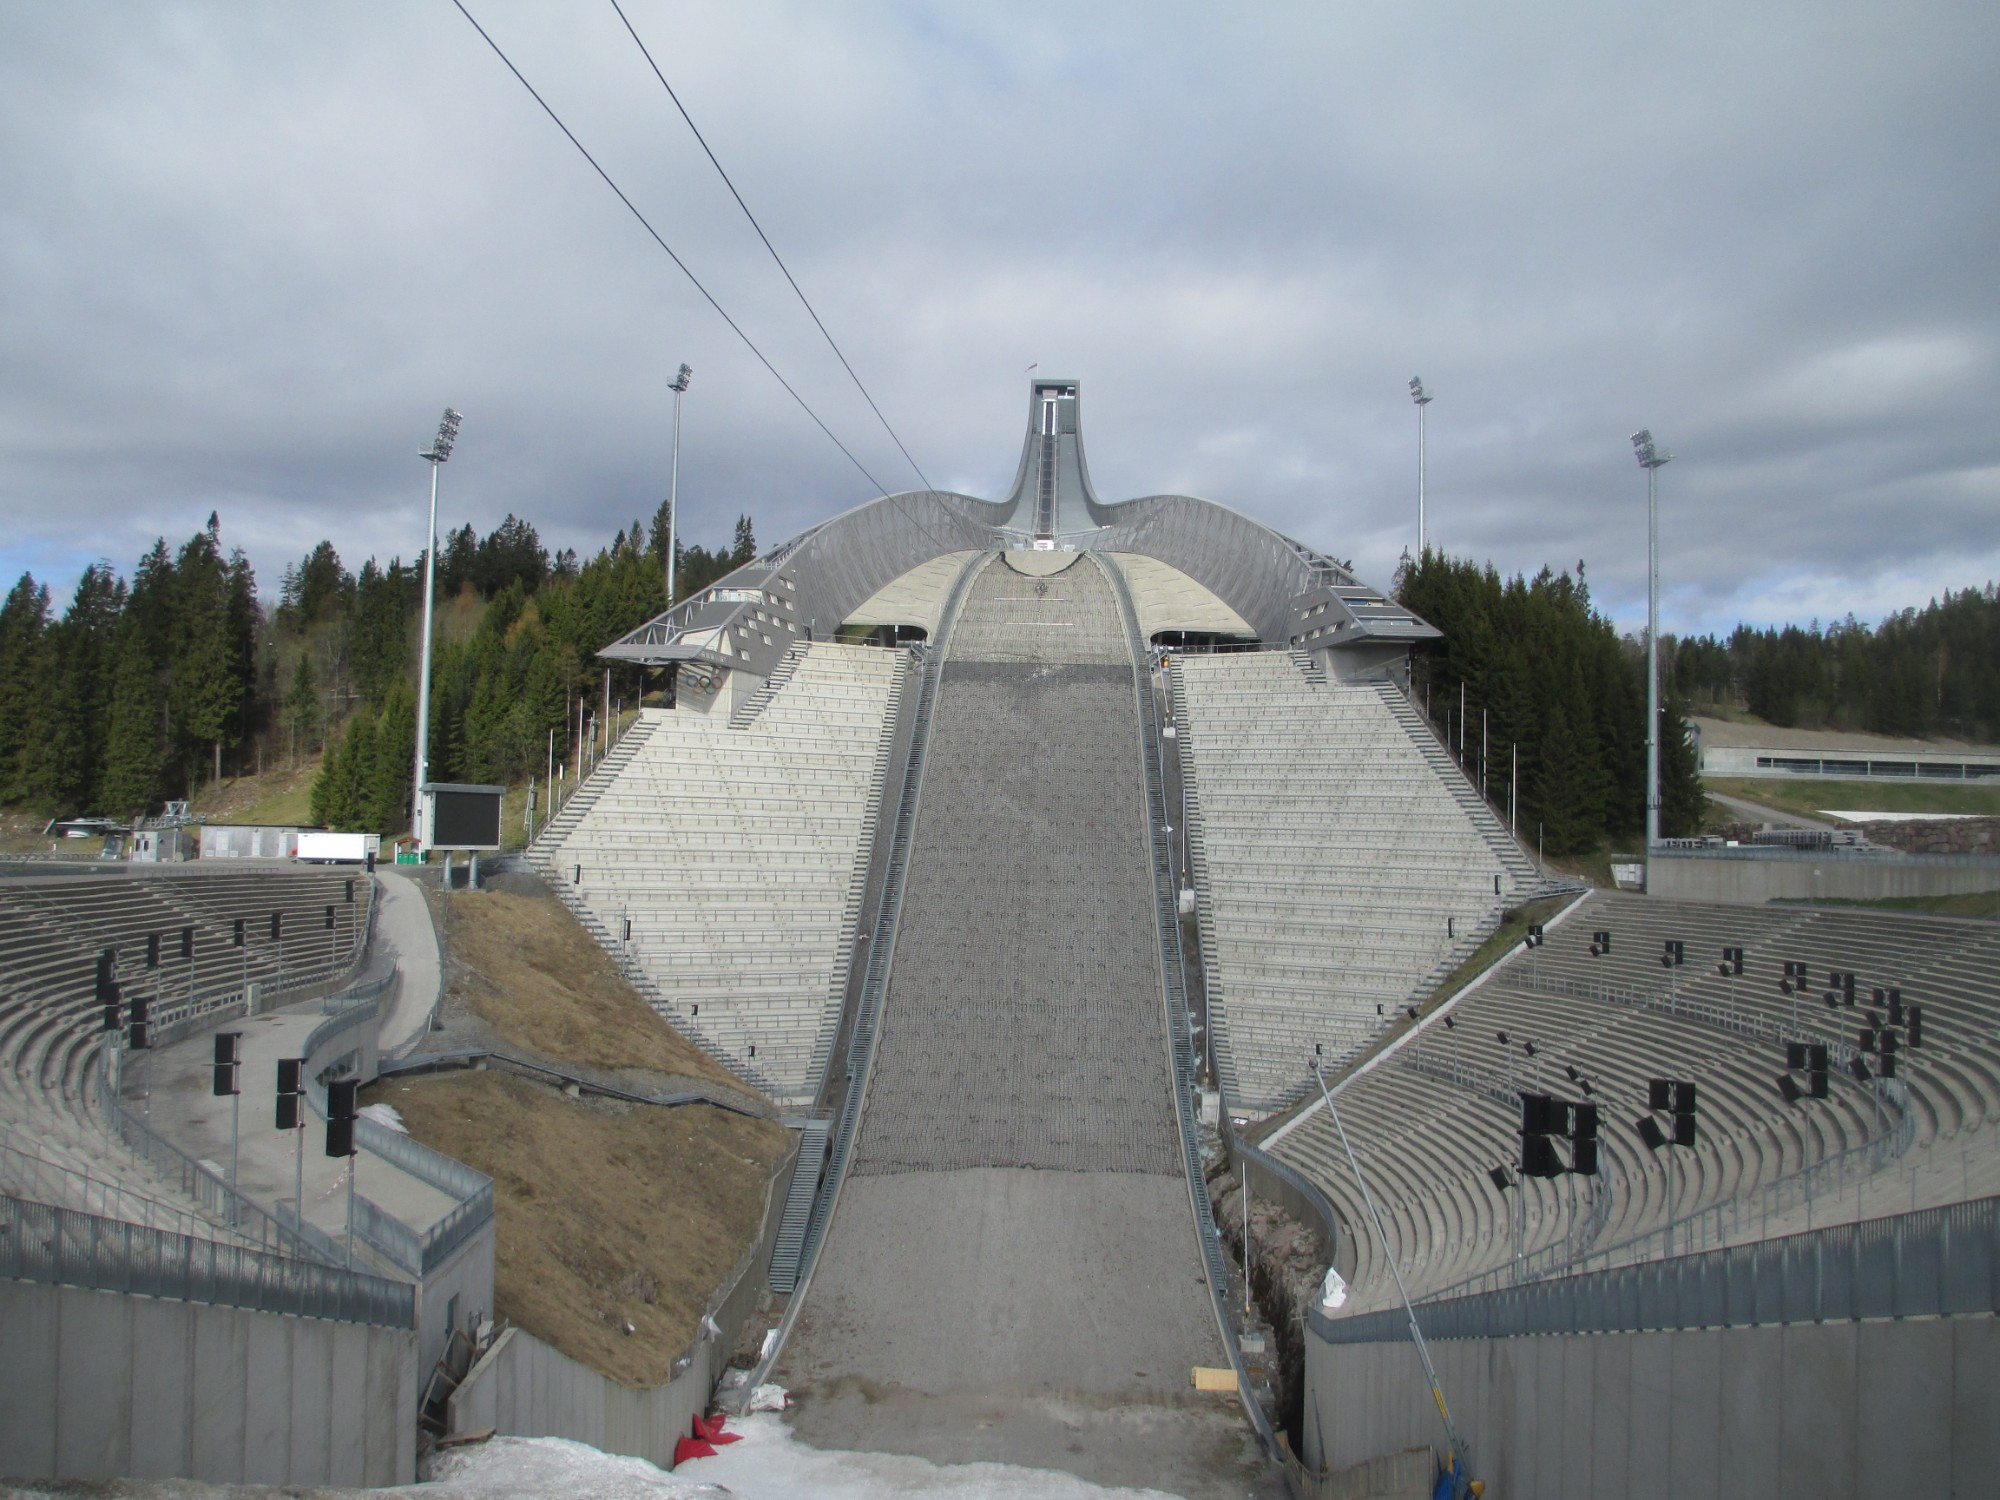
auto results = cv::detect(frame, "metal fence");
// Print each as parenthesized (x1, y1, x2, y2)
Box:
(1313, 1193, 2000, 1345)
(0, 1192, 414, 1328)
(0, 1137, 213, 1243)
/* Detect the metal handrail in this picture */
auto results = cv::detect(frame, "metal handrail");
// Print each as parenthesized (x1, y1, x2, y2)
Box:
(1315, 1192, 2000, 1344)
(0, 1137, 212, 1243)
(1105, 554, 1281, 1461)
(0, 1191, 413, 1328)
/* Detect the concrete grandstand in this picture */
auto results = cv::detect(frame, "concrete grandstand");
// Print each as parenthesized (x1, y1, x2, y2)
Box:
(6, 379, 1998, 1496)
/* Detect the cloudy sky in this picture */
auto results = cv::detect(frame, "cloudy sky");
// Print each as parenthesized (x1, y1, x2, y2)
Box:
(2, 1, 1995, 638)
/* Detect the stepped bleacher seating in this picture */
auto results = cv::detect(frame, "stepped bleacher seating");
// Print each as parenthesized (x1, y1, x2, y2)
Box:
(1171, 651, 1536, 1111)
(1265, 890, 2000, 1315)
(0, 868, 374, 1241)
(534, 642, 905, 1106)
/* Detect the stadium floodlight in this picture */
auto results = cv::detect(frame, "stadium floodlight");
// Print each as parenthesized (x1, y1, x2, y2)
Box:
(1410, 377, 1434, 556)
(413, 408, 464, 850)
(1632, 427, 1672, 851)
(666, 363, 693, 606)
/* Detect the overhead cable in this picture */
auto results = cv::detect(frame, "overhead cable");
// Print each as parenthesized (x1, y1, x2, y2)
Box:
(448, 0, 897, 501)
(607, 0, 938, 497)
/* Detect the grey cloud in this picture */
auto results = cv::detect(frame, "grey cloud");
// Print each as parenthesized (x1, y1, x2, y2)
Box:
(1, 1, 1995, 640)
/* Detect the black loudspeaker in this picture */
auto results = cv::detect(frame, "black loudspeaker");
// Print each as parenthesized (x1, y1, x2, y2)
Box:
(146, 933, 161, 969)
(1880, 1030, 1899, 1057)
(345, 878, 356, 903)
(1887, 996, 1905, 1027)
(277, 1094, 301, 1131)
(1522, 1135, 1564, 1178)
(1860, 1029, 1878, 1052)
(212, 1064, 238, 1097)
(277, 1058, 302, 1095)
(1673, 1081, 1697, 1114)
(327, 1078, 359, 1120)
(1777, 1074, 1804, 1104)
(1520, 1093, 1558, 1135)
(101, 995, 121, 1032)
(1908, 1007, 1924, 1048)
(1672, 1111, 1698, 1148)
(1880, 1054, 1898, 1079)
(270, 912, 282, 940)
(180, 926, 194, 959)
(1809, 1070, 1829, 1100)
(1571, 1139, 1600, 1176)
(1570, 1102, 1600, 1142)
(1809, 1044, 1829, 1072)
(1786, 1042, 1808, 1071)
(1636, 1116, 1667, 1151)
(365, 851, 376, 873)
(129, 994, 149, 1026)
(1594, 930, 1612, 952)
(126, 1021, 149, 1050)
(324, 905, 335, 930)
(232, 917, 245, 947)
(326, 1116, 355, 1158)
(1488, 1166, 1514, 1192)
(214, 1032, 240, 1065)
(1648, 1078, 1673, 1111)
(1850, 1056, 1873, 1083)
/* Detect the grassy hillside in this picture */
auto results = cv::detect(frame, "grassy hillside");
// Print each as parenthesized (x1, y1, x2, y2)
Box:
(1705, 776, 2000, 820)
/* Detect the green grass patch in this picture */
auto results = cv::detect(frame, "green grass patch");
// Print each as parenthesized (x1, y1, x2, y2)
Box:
(1771, 892, 2000, 919)
(1705, 777, 2000, 820)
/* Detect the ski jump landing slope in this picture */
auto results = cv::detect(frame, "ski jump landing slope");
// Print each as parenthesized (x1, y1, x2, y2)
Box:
(778, 554, 1252, 1496)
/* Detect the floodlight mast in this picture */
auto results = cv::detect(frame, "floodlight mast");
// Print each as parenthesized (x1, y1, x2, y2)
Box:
(1410, 377, 1434, 556)
(413, 408, 462, 850)
(667, 364, 692, 607)
(1632, 429, 1672, 851)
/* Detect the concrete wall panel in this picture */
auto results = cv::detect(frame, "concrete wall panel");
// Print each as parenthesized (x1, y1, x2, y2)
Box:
(290, 1313, 331, 1483)
(1716, 1324, 1781, 1500)
(189, 1294, 249, 1481)
(128, 1294, 192, 1479)
(1857, 1319, 1949, 1499)
(1952, 1318, 2000, 1496)
(55, 1288, 132, 1479)
(327, 1323, 369, 1488)
(1626, 1332, 1672, 1500)
(0, 1280, 60, 1478)
(1779, 1323, 1856, 1500)
(1588, 1330, 1632, 1499)
(1666, 1329, 1722, 1499)
(241, 1314, 294, 1484)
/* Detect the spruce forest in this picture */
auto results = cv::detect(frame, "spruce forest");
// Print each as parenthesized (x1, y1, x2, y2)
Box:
(0, 504, 759, 833)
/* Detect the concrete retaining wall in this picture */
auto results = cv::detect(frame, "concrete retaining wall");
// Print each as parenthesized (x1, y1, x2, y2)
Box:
(0, 1278, 417, 1486)
(1649, 850, 2000, 904)
(1303, 1315, 2000, 1499)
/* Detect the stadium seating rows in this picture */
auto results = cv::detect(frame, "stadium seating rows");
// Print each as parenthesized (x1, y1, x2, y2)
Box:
(535, 643, 905, 1105)
(1267, 890, 2000, 1314)
(0, 868, 374, 1239)
(1171, 651, 1533, 1110)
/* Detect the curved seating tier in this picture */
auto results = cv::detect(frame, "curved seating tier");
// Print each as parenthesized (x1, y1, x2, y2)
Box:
(0, 868, 374, 1239)
(1269, 890, 2000, 1316)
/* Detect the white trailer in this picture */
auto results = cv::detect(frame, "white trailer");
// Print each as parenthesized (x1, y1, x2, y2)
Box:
(294, 831, 380, 864)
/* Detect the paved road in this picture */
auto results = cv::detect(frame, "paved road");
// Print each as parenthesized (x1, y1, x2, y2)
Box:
(1709, 791, 1837, 831)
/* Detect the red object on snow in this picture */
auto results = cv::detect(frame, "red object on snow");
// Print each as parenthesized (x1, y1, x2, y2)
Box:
(692, 1413, 741, 1446)
(671, 1435, 716, 1466)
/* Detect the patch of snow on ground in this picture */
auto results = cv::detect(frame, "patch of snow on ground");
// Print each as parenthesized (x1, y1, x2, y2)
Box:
(359, 1101, 408, 1132)
(408, 1419, 1189, 1500)
(686, 1412, 1189, 1499)
(412, 1434, 722, 1498)
(1822, 810, 1982, 822)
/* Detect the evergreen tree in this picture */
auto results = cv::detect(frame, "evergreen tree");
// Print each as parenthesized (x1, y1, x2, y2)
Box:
(169, 515, 245, 786)
(284, 654, 320, 766)
(0, 574, 51, 804)
(1658, 686, 1705, 837)
(100, 620, 165, 820)
(730, 514, 757, 566)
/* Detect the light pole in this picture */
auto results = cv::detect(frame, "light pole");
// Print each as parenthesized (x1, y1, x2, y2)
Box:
(1409, 376, 1434, 556)
(667, 364, 692, 607)
(413, 408, 462, 852)
(1632, 428, 1672, 850)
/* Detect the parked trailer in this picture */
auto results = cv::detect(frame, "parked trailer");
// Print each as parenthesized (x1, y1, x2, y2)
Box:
(294, 831, 381, 864)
